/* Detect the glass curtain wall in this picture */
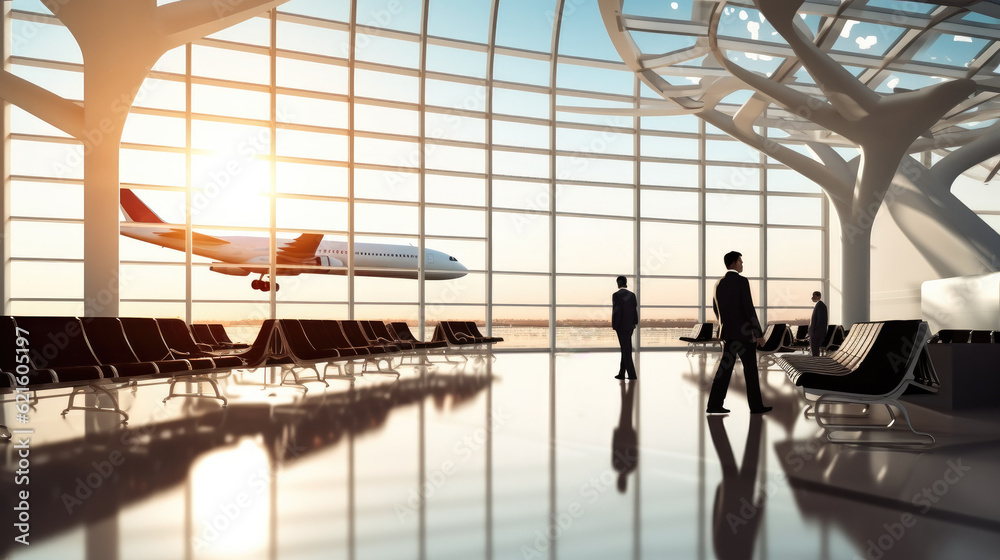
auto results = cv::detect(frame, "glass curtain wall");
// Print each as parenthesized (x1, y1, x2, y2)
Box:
(5, 0, 831, 349)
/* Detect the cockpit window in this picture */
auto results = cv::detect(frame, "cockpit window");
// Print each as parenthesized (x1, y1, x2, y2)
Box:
(449, 256, 457, 261)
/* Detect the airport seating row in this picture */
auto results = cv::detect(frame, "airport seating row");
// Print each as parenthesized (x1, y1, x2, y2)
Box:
(775, 320, 939, 445)
(929, 329, 1000, 344)
(432, 321, 504, 348)
(1, 316, 502, 422)
(190, 323, 250, 351)
(679, 323, 721, 350)
(781, 324, 846, 354)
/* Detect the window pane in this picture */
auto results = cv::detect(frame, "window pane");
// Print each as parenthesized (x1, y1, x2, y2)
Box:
(768, 229, 822, 278)
(496, 0, 557, 53)
(640, 162, 698, 188)
(640, 189, 698, 221)
(706, 192, 760, 224)
(556, 184, 633, 217)
(640, 221, 699, 277)
(556, 216, 632, 274)
(426, 174, 485, 206)
(357, 168, 418, 203)
(493, 150, 549, 179)
(706, 225, 760, 277)
(427, 112, 485, 143)
(641, 135, 698, 160)
(493, 211, 549, 273)
(639, 278, 699, 307)
(277, 57, 348, 93)
(277, 162, 348, 197)
(278, 95, 349, 129)
(355, 69, 419, 103)
(277, 20, 350, 57)
(192, 45, 269, 85)
(767, 280, 820, 314)
(768, 196, 822, 226)
(426, 44, 487, 78)
(706, 165, 760, 191)
(356, 33, 420, 68)
(492, 274, 549, 305)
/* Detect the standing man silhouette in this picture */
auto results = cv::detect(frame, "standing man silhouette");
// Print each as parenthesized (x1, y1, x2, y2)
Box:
(706, 252, 771, 414)
(809, 291, 828, 357)
(612, 275, 638, 380)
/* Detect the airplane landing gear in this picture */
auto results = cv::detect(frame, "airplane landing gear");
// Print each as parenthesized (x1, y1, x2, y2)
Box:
(251, 276, 280, 292)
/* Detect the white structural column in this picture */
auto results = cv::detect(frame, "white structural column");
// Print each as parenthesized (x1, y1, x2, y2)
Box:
(418, 1, 429, 335)
(548, 2, 564, 351)
(485, 1, 499, 339)
(0, 4, 10, 315)
(347, 0, 358, 320)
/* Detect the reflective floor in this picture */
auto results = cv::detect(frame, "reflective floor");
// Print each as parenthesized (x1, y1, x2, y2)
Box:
(3, 350, 1000, 560)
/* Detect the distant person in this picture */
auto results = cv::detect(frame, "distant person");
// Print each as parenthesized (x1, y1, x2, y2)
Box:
(709, 415, 766, 560)
(612, 275, 638, 380)
(809, 291, 828, 357)
(706, 251, 771, 414)
(612, 379, 638, 493)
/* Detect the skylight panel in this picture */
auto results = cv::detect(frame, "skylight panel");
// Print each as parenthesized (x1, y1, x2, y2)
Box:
(864, 0, 935, 15)
(830, 20, 904, 57)
(912, 32, 990, 68)
(961, 11, 1000, 25)
(622, 0, 693, 21)
(557, 0, 625, 61)
(496, 0, 557, 53)
(873, 72, 948, 94)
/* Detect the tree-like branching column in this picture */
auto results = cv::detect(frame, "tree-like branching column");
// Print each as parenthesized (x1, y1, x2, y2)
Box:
(597, 0, 1000, 326)
(0, 0, 288, 316)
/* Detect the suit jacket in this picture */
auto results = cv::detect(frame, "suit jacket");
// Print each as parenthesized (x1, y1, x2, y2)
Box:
(712, 270, 762, 343)
(809, 300, 828, 340)
(612, 288, 638, 332)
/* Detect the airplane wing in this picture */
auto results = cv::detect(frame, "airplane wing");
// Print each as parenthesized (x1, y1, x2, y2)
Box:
(154, 229, 231, 246)
(277, 233, 325, 263)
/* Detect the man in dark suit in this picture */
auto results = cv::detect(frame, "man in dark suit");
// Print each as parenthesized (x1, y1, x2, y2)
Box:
(706, 252, 771, 414)
(809, 291, 828, 357)
(612, 275, 638, 380)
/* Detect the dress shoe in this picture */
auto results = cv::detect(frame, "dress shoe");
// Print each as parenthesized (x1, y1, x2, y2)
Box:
(627, 375, 637, 380)
(614, 373, 625, 379)
(750, 406, 773, 414)
(706, 407, 730, 414)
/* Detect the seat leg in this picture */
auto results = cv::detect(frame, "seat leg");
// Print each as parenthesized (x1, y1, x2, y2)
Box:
(63, 385, 129, 424)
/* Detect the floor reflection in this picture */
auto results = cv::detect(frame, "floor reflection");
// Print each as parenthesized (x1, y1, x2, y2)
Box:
(709, 415, 764, 560)
(2, 351, 999, 559)
(612, 380, 638, 494)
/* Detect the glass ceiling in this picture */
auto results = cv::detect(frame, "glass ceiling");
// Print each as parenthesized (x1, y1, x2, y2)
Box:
(611, 0, 1000, 164)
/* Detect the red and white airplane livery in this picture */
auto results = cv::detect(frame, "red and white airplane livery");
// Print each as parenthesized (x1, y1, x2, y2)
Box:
(119, 189, 468, 292)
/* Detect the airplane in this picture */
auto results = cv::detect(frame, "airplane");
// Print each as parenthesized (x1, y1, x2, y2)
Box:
(119, 189, 468, 292)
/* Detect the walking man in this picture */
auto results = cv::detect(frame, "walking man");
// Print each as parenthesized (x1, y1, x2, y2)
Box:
(706, 252, 771, 414)
(612, 275, 638, 380)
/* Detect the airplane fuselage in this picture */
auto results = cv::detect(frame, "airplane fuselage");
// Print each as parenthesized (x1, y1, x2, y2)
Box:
(120, 226, 468, 280)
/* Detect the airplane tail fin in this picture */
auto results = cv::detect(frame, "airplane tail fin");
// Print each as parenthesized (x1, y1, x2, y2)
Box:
(120, 188, 166, 224)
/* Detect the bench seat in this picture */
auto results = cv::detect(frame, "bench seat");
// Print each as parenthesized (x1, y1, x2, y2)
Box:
(775, 320, 939, 445)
